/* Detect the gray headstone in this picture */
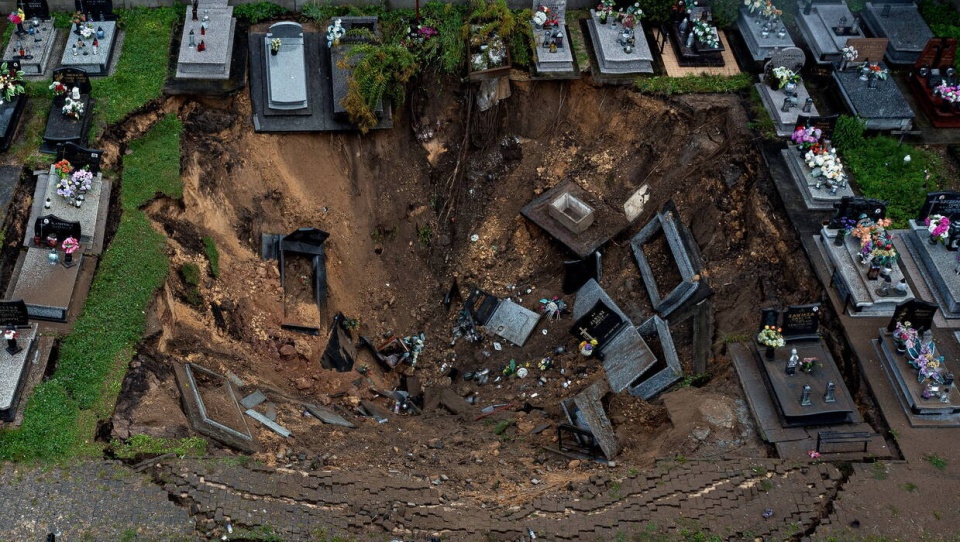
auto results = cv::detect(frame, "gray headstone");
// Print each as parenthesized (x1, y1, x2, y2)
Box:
(769, 46, 806, 71)
(486, 299, 541, 347)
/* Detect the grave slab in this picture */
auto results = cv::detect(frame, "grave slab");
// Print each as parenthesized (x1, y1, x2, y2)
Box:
(758, 84, 819, 137)
(0, 323, 38, 422)
(833, 66, 914, 131)
(877, 330, 960, 418)
(633, 315, 683, 400)
(521, 180, 631, 258)
(265, 23, 307, 111)
(174, 362, 256, 452)
(584, 10, 653, 78)
(0, 94, 27, 152)
(737, 7, 795, 62)
(904, 221, 960, 318)
(666, 12, 727, 67)
(630, 204, 707, 318)
(795, 0, 862, 63)
(817, 226, 916, 317)
(40, 96, 92, 154)
(175, 6, 236, 80)
(756, 340, 856, 426)
(561, 378, 620, 460)
(572, 279, 658, 394)
(8, 247, 83, 321)
(781, 144, 853, 210)
(907, 39, 960, 128)
(2, 22, 57, 75)
(59, 22, 118, 76)
(23, 165, 108, 253)
(861, 2, 932, 65)
(485, 299, 541, 347)
(531, 23, 578, 78)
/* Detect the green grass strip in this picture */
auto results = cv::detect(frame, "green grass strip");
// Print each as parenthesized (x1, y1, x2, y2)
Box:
(0, 115, 181, 462)
(634, 73, 754, 95)
(92, 7, 180, 128)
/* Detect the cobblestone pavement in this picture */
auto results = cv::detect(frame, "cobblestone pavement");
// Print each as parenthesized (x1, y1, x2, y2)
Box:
(0, 461, 194, 541)
(153, 457, 845, 541)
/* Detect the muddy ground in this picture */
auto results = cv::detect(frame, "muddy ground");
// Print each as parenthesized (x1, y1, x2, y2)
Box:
(101, 75, 829, 506)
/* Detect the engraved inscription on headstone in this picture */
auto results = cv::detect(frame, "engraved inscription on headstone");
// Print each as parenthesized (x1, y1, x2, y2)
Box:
(916, 191, 960, 223)
(794, 114, 839, 139)
(56, 142, 102, 174)
(22, 0, 51, 20)
(0, 300, 29, 327)
(887, 298, 939, 333)
(34, 214, 81, 242)
(570, 299, 625, 350)
(52, 67, 92, 95)
(828, 196, 887, 229)
(782, 304, 820, 339)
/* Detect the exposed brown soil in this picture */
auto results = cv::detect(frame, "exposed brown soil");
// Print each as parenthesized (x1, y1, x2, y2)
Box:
(109, 75, 822, 506)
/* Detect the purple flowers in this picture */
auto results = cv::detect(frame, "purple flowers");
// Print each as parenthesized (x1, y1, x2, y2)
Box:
(791, 125, 821, 148)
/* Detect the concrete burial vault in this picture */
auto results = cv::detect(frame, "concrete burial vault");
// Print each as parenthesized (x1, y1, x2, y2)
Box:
(631, 201, 709, 318)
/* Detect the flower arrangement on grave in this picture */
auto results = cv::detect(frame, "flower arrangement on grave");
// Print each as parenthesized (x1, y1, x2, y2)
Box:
(579, 338, 598, 356)
(841, 46, 858, 62)
(761, 1, 782, 19)
(909, 340, 945, 384)
(56, 166, 92, 200)
(893, 321, 918, 353)
(465, 0, 515, 73)
(49, 81, 68, 97)
(54, 159, 72, 179)
(926, 214, 951, 244)
(62, 97, 84, 120)
(692, 20, 719, 49)
(80, 25, 94, 39)
(799, 357, 817, 373)
(539, 296, 567, 321)
(61, 237, 79, 255)
(868, 63, 889, 80)
(744, 0, 764, 14)
(771, 66, 800, 89)
(851, 216, 896, 264)
(791, 124, 822, 150)
(624, 2, 644, 20)
(532, 6, 549, 27)
(757, 325, 785, 347)
(270, 37, 282, 53)
(934, 83, 960, 103)
(403, 20, 438, 51)
(597, 0, 616, 23)
(7, 9, 24, 25)
(622, 14, 637, 29)
(0, 62, 25, 105)
(804, 146, 846, 187)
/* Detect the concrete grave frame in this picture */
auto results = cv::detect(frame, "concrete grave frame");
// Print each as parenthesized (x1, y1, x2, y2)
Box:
(174, 362, 255, 452)
(630, 202, 706, 318)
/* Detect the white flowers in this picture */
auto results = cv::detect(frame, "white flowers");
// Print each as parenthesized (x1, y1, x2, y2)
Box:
(62, 97, 84, 119)
(841, 45, 858, 61)
(805, 148, 846, 183)
(744, 0, 764, 13)
(692, 20, 718, 48)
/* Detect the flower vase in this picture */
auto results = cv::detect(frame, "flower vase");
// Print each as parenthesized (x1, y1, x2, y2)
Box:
(271, 48, 278, 56)
(64, 252, 73, 264)
(600, 13, 608, 24)
(74, 22, 82, 36)
(895, 338, 907, 354)
(867, 265, 881, 280)
(785, 81, 798, 93)
(16, 23, 25, 35)
(765, 345, 776, 361)
(868, 76, 878, 89)
(930, 233, 939, 245)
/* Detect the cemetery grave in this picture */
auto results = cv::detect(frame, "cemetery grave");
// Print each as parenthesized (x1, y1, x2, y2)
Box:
(58, 0, 120, 76)
(583, 3, 653, 82)
(40, 68, 93, 154)
(174, 0, 237, 81)
(0, 61, 27, 152)
(904, 191, 960, 319)
(860, 0, 933, 65)
(529, 0, 579, 79)
(795, 0, 863, 64)
(2, 0, 57, 76)
(781, 115, 857, 211)
(832, 56, 915, 131)
(736, 0, 795, 63)
(755, 48, 821, 138)
(662, 1, 727, 67)
(0, 300, 38, 422)
(907, 38, 960, 129)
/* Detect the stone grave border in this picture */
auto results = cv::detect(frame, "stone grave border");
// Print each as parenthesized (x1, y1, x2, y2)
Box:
(174, 362, 255, 452)
(780, 144, 853, 211)
(634, 315, 683, 400)
(860, 2, 933, 65)
(630, 204, 705, 318)
(873, 329, 960, 424)
(903, 221, 960, 319)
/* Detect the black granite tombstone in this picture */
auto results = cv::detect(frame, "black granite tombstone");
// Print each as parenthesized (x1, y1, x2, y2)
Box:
(794, 114, 839, 139)
(887, 298, 939, 333)
(33, 214, 81, 244)
(828, 196, 887, 229)
(0, 60, 26, 152)
(55, 142, 102, 174)
(0, 300, 29, 327)
(465, 288, 500, 326)
(320, 312, 356, 372)
(21, 0, 50, 20)
(570, 299, 626, 351)
(916, 191, 960, 223)
(562, 252, 602, 294)
(782, 304, 820, 341)
(52, 67, 92, 95)
(76, 0, 115, 21)
(948, 221, 960, 251)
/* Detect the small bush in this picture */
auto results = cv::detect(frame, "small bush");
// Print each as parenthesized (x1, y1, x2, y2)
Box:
(233, 1, 288, 23)
(711, 0, 741, 28)
(832, 115, 866, 152)
(181, 262, 201, 286)
(203, 236, 220, 278)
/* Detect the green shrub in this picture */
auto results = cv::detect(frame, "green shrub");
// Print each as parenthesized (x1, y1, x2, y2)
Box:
(639, 0, 678, 24)
(203, 236, 220, 278)
(341, 44, 418, 133)
(421, 2, 467, 73)
(710, 0, 741, 28)
(832, 115, 866, 152)
(509, 9, 533, 68)
(634, 73, 754, 95)
(233, 1, 288, 23)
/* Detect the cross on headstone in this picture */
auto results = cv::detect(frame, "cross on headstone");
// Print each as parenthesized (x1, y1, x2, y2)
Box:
(569, 299, 626, 351)
(56, 142, 102, 174)
(21, 0, 51, 20)
(52, 67, 92, 95)
(33, 214, 81, 244)
(916, 191, 960, 224)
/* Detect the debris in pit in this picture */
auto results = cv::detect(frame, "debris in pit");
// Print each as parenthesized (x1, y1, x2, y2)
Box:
(559, 379, 620, 460)
(466, 288, 541, 347)
(304, 403, 356, 428)
(539, 296, 568, 322)
(423, 388, 474, 419)
(562, 252, 602, 295)
(245, 409, 292, 438)
(321, 312, 357, 372)
(359, 400, 390, 424)
(240, 390, 267, 409)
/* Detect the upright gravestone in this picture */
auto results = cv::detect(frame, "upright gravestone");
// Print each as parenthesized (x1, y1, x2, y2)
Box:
(794, 114, 839, 138)
(56, 141, 102, 174)
(570, 298, 626, 352)
(827, 196, 886, 229)
(758, 48, 820, 137)
(22, 0, 50, 20)
(760, 307, 779, 331)
(782, 304, 820, 341)
(76, 0, 116, 21)
(887, 298, 938, 333)
(33, 214, 82, 244)
(905, 192, 960, 318)
(41, 68, 92, 154)
(0, 300, 29, 328)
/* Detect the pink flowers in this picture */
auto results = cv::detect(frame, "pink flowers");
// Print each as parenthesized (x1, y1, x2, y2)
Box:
(7, 9, 23, 25)
(61, 237, 79, 255)
(925, 214, 951, 241)
(808, 450, 821, 459)
(791, 125, 822, 148)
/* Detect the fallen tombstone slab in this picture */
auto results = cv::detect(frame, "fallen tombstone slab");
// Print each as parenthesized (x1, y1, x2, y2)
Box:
(320, 312, 356, 372)
(305, 403, 356, 428)
(465, 288, 541, 346)
(240, 390, 267, 409)
(562, 252, 602, 295)
(359, 400, 389, 424)
(245, 408, 291, 437)
(174, 362, 255, 452)
(560, 379, 619, 460)
(423, 387, 474, 419)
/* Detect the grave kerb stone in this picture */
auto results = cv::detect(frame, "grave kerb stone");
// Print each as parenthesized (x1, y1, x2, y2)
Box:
(265, 22, 308, 110)
(176, 5, 236, 80)
(58, 21, 117, 76)
(585, 10, 654, 75)
(903, 223, 960, 317)
(632, 315, 683, 400)
(630, 207, 704, 318)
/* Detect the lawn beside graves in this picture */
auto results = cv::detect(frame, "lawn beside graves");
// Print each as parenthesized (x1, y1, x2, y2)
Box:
(0, 115, 181, 462)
